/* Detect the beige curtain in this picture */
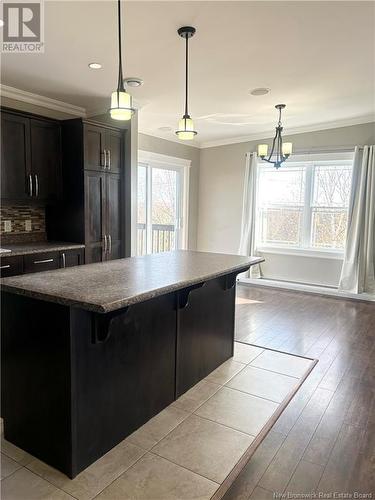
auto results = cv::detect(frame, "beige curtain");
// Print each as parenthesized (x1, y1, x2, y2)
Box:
(339, 146, 375, 294)
(238, 152, 262, 279)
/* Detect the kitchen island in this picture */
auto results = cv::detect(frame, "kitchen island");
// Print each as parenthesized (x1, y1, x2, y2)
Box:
(1, 250, 263, 478)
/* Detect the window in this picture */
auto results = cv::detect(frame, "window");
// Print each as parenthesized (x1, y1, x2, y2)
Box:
(256, 153, 353, 254)
(136, 151, 190, 256)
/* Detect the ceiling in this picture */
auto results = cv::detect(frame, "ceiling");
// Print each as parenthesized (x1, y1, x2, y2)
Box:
(1, 1, 374, 147)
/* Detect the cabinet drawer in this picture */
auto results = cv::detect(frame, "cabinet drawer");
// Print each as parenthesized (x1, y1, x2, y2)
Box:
(0, 256, 23, 277)
(23, 251, 59, 274)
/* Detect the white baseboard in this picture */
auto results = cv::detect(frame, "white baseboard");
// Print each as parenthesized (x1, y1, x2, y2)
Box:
(239, 277, 375, 302)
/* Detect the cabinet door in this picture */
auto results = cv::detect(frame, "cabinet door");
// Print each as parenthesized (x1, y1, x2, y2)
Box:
(106, 173, 123, 260)
(84, 171, 106, 263)
(30, 119, 61, 201)
(105, 129, 122, 173)
(1, 112, 31, 200)
(83, 124, 106, 171)
(60, 249, 84, 268)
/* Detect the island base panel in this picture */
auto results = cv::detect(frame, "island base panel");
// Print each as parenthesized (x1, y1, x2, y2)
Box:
(176, 275, 236, 397)
(1, 274, 239, 478)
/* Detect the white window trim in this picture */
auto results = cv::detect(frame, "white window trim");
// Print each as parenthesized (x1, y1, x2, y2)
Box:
(138, 150, 191, 250)
(255, 151, 354, 255)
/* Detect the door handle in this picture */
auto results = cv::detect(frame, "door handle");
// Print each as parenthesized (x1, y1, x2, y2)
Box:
(107, 150, 111, 170)
(61, 253, 66, 268)
(101, 150, 106, 169)
(108, 234, 112, 254)
(33, 258, 54, 264)
(0, 265, 11, 269)
(34, 174, 39, 197)
(103, 235, 108, 254)
(28, 174, 33, 196)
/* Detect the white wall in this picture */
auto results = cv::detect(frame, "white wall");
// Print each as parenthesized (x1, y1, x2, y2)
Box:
(138, 133, 200, 250)
(197, 122, 375, 287)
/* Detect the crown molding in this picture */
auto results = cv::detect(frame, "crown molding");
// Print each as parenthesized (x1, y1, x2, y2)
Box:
(200, 113, 375, 149)
(0, 85, 87, 117)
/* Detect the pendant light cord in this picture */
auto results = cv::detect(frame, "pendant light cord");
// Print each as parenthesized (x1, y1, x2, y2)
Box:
(117, 0, 125, 92)
(184, 35, 189, 117)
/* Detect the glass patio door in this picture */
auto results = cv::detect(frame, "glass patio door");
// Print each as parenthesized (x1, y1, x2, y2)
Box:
(137, 162, 184, 255)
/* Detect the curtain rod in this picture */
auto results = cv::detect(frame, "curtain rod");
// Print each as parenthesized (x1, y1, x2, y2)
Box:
(249, 146, 364, 156)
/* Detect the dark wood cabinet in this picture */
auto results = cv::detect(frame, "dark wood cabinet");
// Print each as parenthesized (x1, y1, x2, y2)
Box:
(1, 113, 31, 200)
(83, 170, 123, 263)
(1, 109, 61, 203)
(23, 251, 60, 274)
(106, 173, 122, 260)
(84, 170, 106, 263)
(60, 248, 84, 268)
(47, 119, 126, 264)
(83, 124, 122, 173)
(0, 256, 23, 278)
(30, 119, 61, 201)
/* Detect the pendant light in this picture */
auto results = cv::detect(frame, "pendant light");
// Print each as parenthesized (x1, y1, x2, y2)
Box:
(176, 26, 197, 140)
(258, 104, 293, 169)
(109, 0, 134, 121)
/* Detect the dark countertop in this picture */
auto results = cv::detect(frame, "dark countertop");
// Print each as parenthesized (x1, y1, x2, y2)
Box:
(1, 250, 263, 313)
(0, 241, 85, 257)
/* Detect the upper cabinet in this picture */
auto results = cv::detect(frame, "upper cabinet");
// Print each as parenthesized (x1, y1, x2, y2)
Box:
(1, 110, 61, 203)
(83, 123, 122, 173)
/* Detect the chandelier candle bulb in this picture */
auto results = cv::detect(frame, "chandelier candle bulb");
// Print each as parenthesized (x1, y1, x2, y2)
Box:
(282, 142, 293, 156)
(258, 144, 268, 157)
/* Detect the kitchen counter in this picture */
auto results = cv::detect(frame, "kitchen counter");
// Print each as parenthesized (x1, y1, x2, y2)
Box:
(1, 250, 263, 313)
(2, 250, 263, 479)
(0, 241, 85, 257)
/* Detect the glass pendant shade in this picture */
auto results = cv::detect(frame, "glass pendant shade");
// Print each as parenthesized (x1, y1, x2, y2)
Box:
(282, 142, 293, 155)
(110, 90, 134, 121)
(258, 144, 268, 157)
(176, 116, 197, 140)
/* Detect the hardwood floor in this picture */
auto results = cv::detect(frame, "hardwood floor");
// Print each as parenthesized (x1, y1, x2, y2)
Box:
(226, 284, 375, 500)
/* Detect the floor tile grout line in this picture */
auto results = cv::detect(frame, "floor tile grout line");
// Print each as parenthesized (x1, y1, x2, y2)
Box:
(220, 383, 287, 405)
(0, 464, 25, 483)
(147, 450, 222, 487)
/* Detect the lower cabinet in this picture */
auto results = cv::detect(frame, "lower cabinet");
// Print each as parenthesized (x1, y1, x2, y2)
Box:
(0, 248, 85, 277)
(0, 256, 23, 278)
(24, 252, 60, 274)
(60, 248, 84, 268)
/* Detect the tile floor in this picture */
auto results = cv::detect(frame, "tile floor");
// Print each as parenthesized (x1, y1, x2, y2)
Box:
(1, 343, 315, 500)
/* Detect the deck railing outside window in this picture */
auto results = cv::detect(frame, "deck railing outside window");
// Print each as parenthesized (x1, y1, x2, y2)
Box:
(137, 223, 175, 255)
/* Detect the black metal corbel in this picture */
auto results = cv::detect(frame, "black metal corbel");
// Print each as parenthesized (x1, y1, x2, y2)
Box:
(177, 282, 206, 309)
(91, 306, 130, 344)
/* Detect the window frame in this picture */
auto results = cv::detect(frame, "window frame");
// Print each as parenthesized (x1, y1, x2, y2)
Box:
(255, 152, 354, 258)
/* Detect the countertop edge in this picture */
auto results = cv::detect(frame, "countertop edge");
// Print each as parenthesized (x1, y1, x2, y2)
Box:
(1, 258, 264, 314)
(0, 243, 85, 257)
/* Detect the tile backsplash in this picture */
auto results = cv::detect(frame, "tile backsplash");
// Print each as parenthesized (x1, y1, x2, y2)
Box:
(0, 205, 46, 243)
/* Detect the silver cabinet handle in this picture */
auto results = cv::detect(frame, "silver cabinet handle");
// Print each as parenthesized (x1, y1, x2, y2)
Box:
(28, 174, 33, 196)
(61, 253, 66, 268)
(101, 150, 106, 168)
(103, 235, 108, 254)
(33, 258, 54, 264)
(107, 150, 111, 170)
(34, 174, 39, 197)
(0, 265, 11, 269)
(108, 234, 112, 254)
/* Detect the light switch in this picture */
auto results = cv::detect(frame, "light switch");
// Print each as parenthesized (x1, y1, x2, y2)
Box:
(25, 220, 32, 232)
(4, 220, 12, 232)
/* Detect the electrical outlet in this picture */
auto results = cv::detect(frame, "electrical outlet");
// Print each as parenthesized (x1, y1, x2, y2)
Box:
(4, 220, 12, 232)
(25, 220, 32, 232)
